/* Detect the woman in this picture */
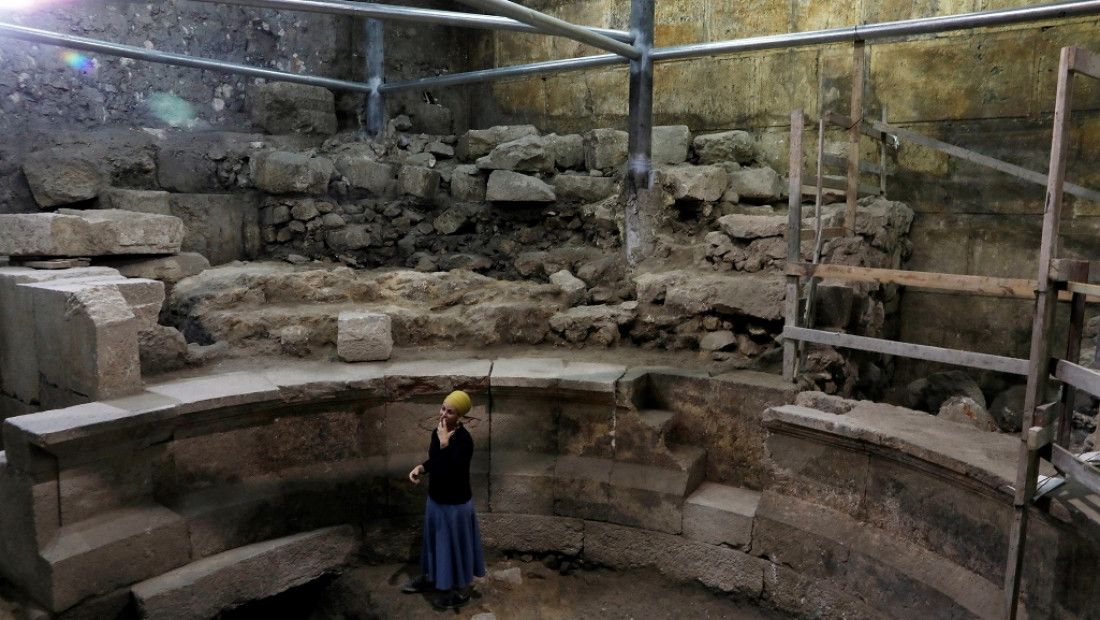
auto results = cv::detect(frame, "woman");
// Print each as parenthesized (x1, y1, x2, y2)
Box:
(403, 389, 486, 609)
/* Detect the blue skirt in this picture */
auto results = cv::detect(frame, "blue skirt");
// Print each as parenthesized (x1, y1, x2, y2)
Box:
(421, 497, 486, 590)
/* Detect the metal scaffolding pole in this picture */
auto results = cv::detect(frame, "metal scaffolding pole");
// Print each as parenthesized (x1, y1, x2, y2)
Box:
(364, 18, 385, 138)
(627, 0, 654, 192)
(191, 0, 634, 43)
(0, 21, 377, 94)
(453, 0, 641, 59)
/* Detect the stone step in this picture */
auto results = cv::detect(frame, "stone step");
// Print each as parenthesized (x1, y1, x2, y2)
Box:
(38, 504, 190, 613)
(683, 482, 760, 550)
(755, 492, 1005, 619)
(130, 524, 358, 620)
(636, 408, 675, 435)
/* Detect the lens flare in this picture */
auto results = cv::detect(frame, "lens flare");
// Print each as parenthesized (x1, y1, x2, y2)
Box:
(147, 92, 198, 128)
(60, 50, 95, 74)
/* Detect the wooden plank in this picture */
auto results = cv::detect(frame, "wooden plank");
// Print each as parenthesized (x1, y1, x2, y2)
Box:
(1068, 45, 1100, 81)
(1007, 46, 1078, 620)
(1067, 281, 1100, 297)
(784, 109, 805, 382)
(1027, 425, 1054, 451)
(818, 175, 882, 196)
(784, 262, 1037, 298)
(1026, 403, 1059, 451)
(783, 326, 1030, 375)
(824, 110, 884, 139)
(879, 105, 889, 196)
(821, 154, 884, 175)
(1051, 444, 1100, 496)
(865, 117, 1100, 204)
(1049, 258, 1100, 282)
(1054, 359, 1100, 399)
(847, 41, 865, 234)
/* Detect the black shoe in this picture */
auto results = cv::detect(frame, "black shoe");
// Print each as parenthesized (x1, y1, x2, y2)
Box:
(401, 574, 435, 594)
(432, 589, 471, 610)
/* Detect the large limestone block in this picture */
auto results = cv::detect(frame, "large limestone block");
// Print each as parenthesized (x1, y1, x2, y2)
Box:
(250, 151, 334, 195)
(250, 82, 338, 135)
(664, 272, 786, 320)
(0, 210, 183, 257)
(131, 525, 357, 620)
(22, 147, 105, 208)
(718, 213, 786, 239)
(693, 130, 755, 165)
(27, 279, 143, 405)
(485, 170, 555, 202)
(0, 267, 117, 410)
(584, 128, 628, 170)
(488, 451, 556, 515)
(654, 165, 728, 202)
(450, 164, 486, 201)
(335, 155, 394, 195)
(683, 482, 758, 549)
(476, 134, 556, 172)
(98, 188, 173, 215)
(337, 312, 393, 362)
(479, 513, 584, 556)
(167, 194, 261, 266)
(584, 520, 766, 596)
(456, 125, 539, 161)
(548, 133, 585, 170)
(398, 166, 441, 200)
(652, 125, 692, 165)
(728, 166, 785, 203)
(42, 505, 191, 612)
(552, 174, 617, 201)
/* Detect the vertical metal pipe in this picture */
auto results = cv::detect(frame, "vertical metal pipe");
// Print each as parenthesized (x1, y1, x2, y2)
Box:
(364, 18, 386, 138)
(627, 0, 654, 193)
(622, 0, 654, 268)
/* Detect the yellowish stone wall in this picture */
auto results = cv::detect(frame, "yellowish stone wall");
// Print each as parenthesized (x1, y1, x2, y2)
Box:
(465, 1, 1100, 377)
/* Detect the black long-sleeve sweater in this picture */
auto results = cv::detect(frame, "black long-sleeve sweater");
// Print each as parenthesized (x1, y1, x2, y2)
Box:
(421, 425, 473, 505)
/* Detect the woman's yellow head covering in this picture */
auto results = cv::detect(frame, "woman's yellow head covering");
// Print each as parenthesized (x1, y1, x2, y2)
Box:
(443, 390, 472, 416)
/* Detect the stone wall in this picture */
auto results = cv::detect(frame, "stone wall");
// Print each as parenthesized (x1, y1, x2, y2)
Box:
(0, 0, 474, 212)
(0, 359, 1094, 618)
(467, 1, 1100, 381)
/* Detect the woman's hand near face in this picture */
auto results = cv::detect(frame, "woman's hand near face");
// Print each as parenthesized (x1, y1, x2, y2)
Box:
(437, 417, 455, 449)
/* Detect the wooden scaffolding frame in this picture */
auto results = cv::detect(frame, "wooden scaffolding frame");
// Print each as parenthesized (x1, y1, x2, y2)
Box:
(782, 43, 1100, 620)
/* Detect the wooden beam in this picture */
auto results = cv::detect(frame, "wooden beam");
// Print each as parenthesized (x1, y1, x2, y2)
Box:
(818, 175, 883, 197)
(783, 326, 1030, 375)
(784, 109, 805, 382)
(784, 262, 1037, 298)
(847, 41, 865, 234)
(1067, 281, 1100, 297)
(864, 117, 1100, 204)
(1054, 359, 1100, 398)
(821, 154, 884, 175)
(1068, 45, 1100, 81)
(824, 110, 884, 140)
(1051, 444, 1100, 496)
(1049, 258, 1100, 282)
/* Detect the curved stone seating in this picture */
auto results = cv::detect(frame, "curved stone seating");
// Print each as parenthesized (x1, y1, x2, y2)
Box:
(0, 357, 1097, 619)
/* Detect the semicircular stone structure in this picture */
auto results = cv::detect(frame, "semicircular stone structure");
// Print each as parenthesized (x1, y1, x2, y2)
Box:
(0, 358, 1097, 619)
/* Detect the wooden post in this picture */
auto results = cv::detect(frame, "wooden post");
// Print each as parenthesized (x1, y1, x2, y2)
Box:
(784, 109, 805, 382)
(1059, 262, 1090, 447)
(846, 41, 865, 233)
(1004, 45, 1078, 620)
(879, 105, 889, 196)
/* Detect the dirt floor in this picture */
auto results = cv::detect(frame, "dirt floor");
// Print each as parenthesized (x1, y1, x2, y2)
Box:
(221, 559, 789, 620)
